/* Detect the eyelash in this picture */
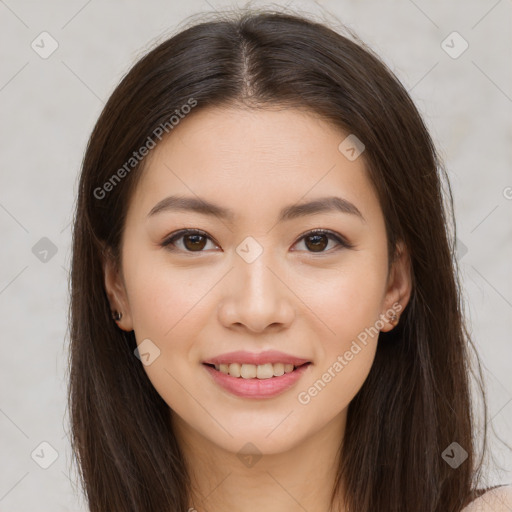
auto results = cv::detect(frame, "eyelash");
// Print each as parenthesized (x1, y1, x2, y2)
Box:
(161, 228, 354, 254)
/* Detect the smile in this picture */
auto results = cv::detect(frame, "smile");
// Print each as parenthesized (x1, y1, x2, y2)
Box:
(202, 362, 311, 398)
(206, 362, 306, 379)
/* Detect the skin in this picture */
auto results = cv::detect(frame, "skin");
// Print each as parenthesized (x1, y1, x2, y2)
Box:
(104, 105, 412, 512)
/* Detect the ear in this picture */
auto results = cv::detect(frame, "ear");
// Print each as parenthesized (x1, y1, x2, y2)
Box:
(102, 248, 134, 332)
(380, 240, 412, 332)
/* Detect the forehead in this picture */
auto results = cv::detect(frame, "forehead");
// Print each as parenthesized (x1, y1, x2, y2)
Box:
(127, 106, 380, 224)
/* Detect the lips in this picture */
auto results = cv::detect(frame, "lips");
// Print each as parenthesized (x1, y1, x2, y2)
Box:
(203, 350, 310, 367)
(203, 359, 311, 398)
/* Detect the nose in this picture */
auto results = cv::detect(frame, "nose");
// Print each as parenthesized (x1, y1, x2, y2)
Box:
(217, 251, 295, 333)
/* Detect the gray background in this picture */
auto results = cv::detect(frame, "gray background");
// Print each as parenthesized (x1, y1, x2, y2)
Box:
(1, 0, 511, 510)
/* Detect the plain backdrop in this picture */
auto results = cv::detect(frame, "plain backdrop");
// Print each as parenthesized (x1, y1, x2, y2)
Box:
(0, 0, 511, 510)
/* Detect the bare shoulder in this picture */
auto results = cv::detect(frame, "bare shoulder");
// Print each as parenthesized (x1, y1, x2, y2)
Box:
(462, 485, 512, 512)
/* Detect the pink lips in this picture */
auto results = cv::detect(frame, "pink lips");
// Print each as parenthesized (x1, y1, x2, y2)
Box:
(202, 350, 311, 399)
(203, 350, 310, 366)
(203, 363, 310, 399)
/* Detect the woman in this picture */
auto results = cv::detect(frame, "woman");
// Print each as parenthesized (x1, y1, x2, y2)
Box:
(68, 8, 511, 511)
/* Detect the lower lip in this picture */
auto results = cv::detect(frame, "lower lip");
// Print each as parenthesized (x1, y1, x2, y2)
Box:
(203, 363, 311, 399)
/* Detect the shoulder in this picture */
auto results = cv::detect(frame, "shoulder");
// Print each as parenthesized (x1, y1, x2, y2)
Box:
(462, 484, 512, 511)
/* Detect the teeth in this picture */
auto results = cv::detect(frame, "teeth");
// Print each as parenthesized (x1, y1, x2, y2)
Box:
(214, 362, 300, 379)
(241, 364, 257, 379)
(228, 363, 241, 377)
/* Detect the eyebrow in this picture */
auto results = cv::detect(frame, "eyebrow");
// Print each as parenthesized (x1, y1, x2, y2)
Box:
(147, 195, 365, 223)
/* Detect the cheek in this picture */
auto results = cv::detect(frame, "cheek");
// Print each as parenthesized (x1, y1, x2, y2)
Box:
(122, 251, 221, 394)
(305, 255, 387, 340)
(125, 262, 211, 411)
(124, 254, 216, 342)
(296, 254, 386, 399)
(295, 277, 383, 414)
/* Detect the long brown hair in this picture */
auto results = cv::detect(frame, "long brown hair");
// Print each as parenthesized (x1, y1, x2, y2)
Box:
(68, 7, 489, 511)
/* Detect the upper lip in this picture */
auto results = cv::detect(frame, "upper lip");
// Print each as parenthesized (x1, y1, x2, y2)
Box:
(203, 350, 310, 366)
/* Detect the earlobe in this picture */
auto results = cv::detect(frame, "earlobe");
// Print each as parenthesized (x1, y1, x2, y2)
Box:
(380, 241, 412, 332)
(102, 250, 133, 331)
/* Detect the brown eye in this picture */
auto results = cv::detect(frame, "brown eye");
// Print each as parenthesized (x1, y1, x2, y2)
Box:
(183, 233, 207, 251)
(304, 233, 329, 252)
(162, 229, 217, 253)
(293, 229, 352, 254)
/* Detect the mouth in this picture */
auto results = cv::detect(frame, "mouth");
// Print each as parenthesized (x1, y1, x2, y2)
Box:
(203, 361, 311, 379)
(202, 361, 312, 399)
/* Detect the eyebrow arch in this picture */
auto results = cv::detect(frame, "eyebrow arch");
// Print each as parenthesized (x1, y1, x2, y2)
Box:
(147, 195, 365, 223)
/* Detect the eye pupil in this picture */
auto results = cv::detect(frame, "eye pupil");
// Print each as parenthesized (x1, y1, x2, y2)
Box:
(306, 234, 328, 252)
(184, 234, 207, 251)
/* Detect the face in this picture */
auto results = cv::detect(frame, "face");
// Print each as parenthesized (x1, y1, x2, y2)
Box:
(104, 105, 411, 456)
